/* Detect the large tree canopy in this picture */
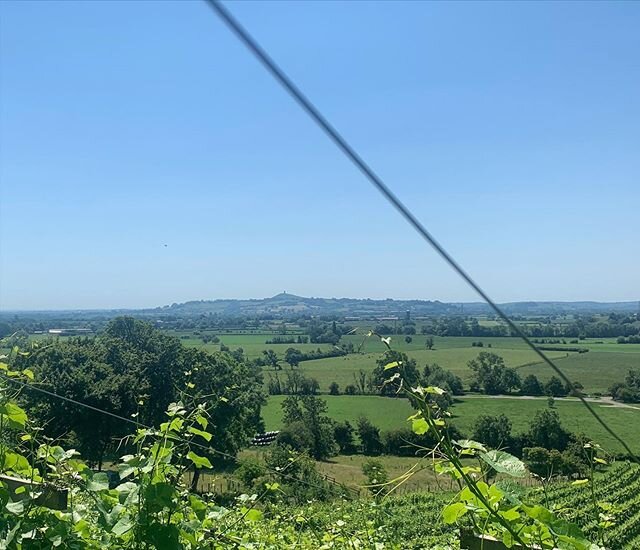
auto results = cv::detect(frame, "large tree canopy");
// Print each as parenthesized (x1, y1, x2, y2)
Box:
(17, 317, 265, 465)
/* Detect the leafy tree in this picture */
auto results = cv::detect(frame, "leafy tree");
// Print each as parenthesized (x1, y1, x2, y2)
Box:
(328, 382, 340, 395)
(422, 363, 463, 396)
(300, 377, 320, 395)
(0, 321, 12, 338)
(609, 369, 640, 403)
(468, 352, 521, 395)
(521, 374, 544, 396)
(262, 349, 280, 370)
(333, 421, 356, 454)
(371, 351, 420, 397)
(523, 447, 566, 478)
(357, 417, 382, 456)
(472, 414, 513, 450)
(19, 318, 265, 467)
(278, 396, 337, 460)
(344, 384, 357, 395)
(425, 336, 434, 350)
(544, 376, 568, 397)
(525, 409, 572, 451)
(284, 347, 303, 368)
(405, 336, 413, 344)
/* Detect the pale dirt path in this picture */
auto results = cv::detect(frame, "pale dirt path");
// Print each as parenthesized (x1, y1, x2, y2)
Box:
(459, 394, 640, 411)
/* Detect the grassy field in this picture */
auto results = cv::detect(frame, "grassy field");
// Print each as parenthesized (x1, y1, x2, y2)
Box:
(178, 331, 639, 394)
(287, 347, 572, 392)
(262, 394, 640, 455)
(517, 351, 640, 393)
(178, 333, 333, 359)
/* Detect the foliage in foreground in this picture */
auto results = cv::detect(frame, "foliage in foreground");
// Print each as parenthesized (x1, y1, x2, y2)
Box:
(2, 333, 633, 549)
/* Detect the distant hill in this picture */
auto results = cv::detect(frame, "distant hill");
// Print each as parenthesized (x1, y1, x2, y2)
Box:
(148, 294, 639, 318)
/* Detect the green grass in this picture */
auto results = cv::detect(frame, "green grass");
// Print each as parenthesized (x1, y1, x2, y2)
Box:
(451, 396, 640, 454)
(516, 351, 640, 393)
(178, 330, 640, 395)
(288, 346, 571, 393)
(262, 394, 415, 432)
(178, 333, 333, 359)
(261, 395, 640, 455)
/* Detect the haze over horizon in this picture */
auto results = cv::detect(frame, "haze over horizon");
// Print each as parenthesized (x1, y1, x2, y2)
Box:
(1, 1, 638, 310)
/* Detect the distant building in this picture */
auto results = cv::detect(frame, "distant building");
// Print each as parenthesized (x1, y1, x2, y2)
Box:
(47, 328, 93, 336)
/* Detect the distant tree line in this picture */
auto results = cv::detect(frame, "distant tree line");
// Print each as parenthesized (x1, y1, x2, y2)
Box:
(265, 335, 309, 344)
(617, 335, 640, 344)
(418, 313, 639, 339)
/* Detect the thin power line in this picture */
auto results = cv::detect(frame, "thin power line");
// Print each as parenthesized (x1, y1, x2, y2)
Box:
(0, 372, 358, 497)
(203, 0, 638, 462)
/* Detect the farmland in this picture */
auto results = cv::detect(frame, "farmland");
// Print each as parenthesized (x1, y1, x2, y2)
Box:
(262, 394, 640, 455)
(3, 308, 639, 549)
(176, 330, 639, 395)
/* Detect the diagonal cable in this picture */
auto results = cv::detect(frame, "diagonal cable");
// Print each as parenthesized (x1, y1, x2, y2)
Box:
(203, 0, 638, 461)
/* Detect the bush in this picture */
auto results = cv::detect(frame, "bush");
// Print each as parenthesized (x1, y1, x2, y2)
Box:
(362, 459, 389, 496)
(344, 384, 357, 395)
(234, 457, 266, 488)
(329, 382, 340, 395)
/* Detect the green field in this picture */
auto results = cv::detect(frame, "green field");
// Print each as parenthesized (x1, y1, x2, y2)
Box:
(262, 394, 640, 455)
(177, 331, 640, 395)
(177, 333, 333, 359)
(276, 347, 571, 393)
(517, 350, 640, 393)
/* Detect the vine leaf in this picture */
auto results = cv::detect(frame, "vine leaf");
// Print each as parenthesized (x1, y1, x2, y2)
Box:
(187, 451, 213, 469)
(479, 450, 527, 478)
(442, 502, 467, 523)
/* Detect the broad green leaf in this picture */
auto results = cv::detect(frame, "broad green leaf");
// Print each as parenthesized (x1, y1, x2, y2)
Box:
(425, 386, 445, 395)
(188, 427, 212, 442)
(2, 451, 32, 474)
(244, 509, 263, 522)
(383, 361, 400, 371)
(195, 414, 208, 429)
(500, 506, 521, 521)
(0, 402, 27, 429)
(187, 451, 212, 469)
(411, 418, 429, 435)
(112, 516, 133, 536)
(145, 482, 176, 513)
(572, 479, 589, 486)
(480, 450, 527, 478)
(87, 472, 110, 492)
(442, 502, 467, 524)
(21, 369, 34, 380)
(5, 500, 24, 514)
(454, 439, 487, 453)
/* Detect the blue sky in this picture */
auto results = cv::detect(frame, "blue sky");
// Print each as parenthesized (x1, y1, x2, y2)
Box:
(1, 1, 638, 310)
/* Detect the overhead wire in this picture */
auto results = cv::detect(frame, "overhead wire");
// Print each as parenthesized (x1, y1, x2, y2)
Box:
(203, 0, 638, 462)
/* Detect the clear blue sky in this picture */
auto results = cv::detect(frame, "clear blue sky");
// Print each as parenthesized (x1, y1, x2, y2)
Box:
(1, 1, 638, 310)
